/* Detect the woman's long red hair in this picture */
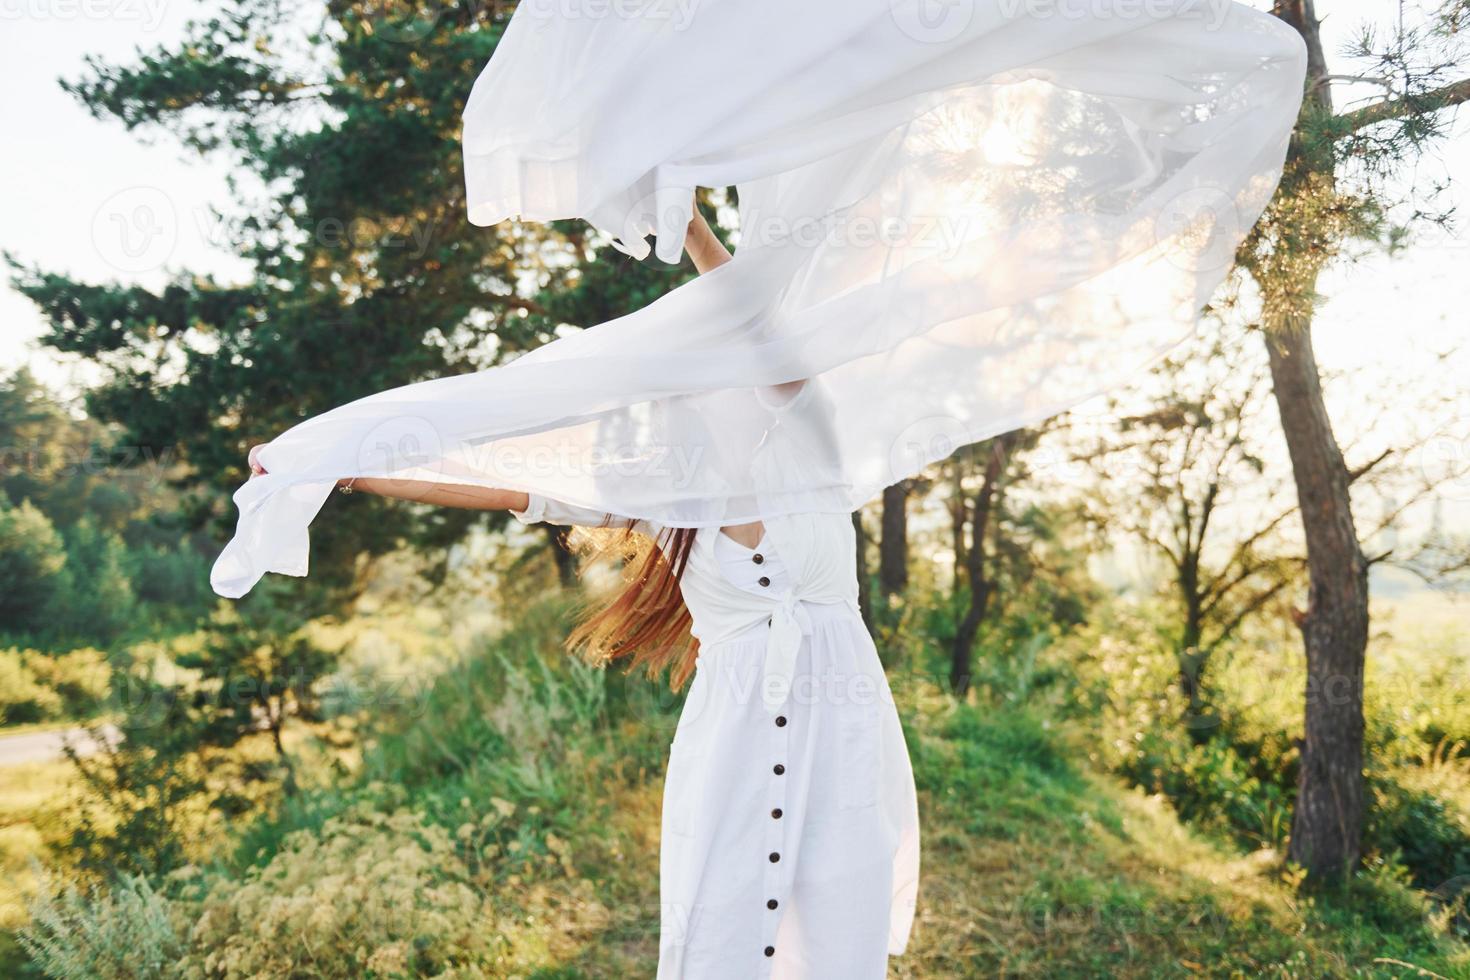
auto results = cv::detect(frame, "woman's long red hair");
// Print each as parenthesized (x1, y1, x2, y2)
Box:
(563, 521, 701, 689)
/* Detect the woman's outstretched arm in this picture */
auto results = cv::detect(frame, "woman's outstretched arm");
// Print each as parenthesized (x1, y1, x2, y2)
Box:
(247, 192, 728, 513)
(246, 446, 528, 510)
(685, 197, 732, 274)
(342, 479, 529, 511)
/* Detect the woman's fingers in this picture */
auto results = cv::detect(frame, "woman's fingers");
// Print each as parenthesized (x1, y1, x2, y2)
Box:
(248, 444, 268, 477)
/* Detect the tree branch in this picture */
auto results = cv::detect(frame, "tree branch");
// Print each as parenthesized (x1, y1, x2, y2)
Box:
(1334, 78, 1470, 135)
(1348, 447, 1393, 483)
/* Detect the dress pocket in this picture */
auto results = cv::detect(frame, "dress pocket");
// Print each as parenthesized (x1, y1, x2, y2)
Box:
(663, 735, 703, 837)
(837, 702, 881, 811)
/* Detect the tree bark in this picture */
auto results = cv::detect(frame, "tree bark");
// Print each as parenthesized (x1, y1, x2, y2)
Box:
(949, 460, 968, 601)
(542, 524, 578, 587)
(878, 482, 909, 598)
(1265, 316, 1369, 881)
(853, 509, 875, 635)
(1264, 0, 1369, 883)
(951, 438, 1011, 695)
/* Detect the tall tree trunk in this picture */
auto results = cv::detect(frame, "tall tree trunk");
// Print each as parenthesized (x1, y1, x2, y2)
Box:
(949, 459, 968, 601)
(853, 509, 875, 635)
(951, 438, 1011, 695)
(1264, 0, 1369, 883)
(542, 524, 577, 587)
(878, 482, 909, 598)
(1266, 313, 1368, 881)
(1177, 554, 1208, 713)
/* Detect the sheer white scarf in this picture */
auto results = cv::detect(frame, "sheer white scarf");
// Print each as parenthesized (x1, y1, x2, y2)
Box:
(212, 0, 1306, 598)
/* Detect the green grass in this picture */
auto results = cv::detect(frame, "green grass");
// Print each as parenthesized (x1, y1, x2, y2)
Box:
(8, 591, 1469, 978)
(0, 758, 77, 932)
(896, 686, 1464, 978)
(266, 597, 1469, 977)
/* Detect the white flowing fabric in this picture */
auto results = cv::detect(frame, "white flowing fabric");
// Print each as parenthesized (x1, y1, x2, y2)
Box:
(211, 0, 1306, 598)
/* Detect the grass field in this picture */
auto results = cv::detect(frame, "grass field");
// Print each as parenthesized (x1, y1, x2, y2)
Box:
(4, 592, 1468, 978)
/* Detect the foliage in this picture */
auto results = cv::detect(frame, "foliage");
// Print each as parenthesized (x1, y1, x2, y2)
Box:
(6, 4, 718, 608)
(59, 592, 345, 878)
(0, 370, 215, 653)
(0, 652, 63, 727)
(185, 808, 503, 979)
(61, 686, 210, 880)
(22, 810, 504, 980)
(0, 501, 68, 635)
(53, 521, 137, 646)
(23, 593, 1466, 978)
(176, 596, 340, 796)
(0, 649, 110, 726)
(1043, 592, 1470, 897)
(19, 871, 182, 980)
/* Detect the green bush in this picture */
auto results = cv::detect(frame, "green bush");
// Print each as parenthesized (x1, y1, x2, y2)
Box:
(1368, 776, 1470, 892)
(0, 648, 111, 726)
(53, 521, 136, 646)
(26, 648, 110, 715)
(0, 500, 68, 636)
(19, 872, 182, 980)
(185, 808, 504, 978)
(1116, 730, 1294, 850)
(23, 811, 507, 980)
(0, 651, 63, 725)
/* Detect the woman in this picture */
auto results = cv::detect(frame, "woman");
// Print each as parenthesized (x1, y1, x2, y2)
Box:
(247, 206, 919, 979)
(231, 2, 1307, 976)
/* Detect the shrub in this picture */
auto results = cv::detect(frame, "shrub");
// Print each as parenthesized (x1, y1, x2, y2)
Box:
(19, 871, 184, 980)
(0, 648, 111, 727)
(25, 648, 110, 716)
(1117, 731, 1293, 850)
(0, 650, 62, 725)
(28, 809, 508, 979)
(53, 521, 136, 646)
(1368, 776, 1470, 892)
(183, 808, 504, 978)
(0, 500, 68, 636)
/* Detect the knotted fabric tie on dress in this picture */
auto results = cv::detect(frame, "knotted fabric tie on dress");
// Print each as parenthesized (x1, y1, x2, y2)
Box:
(763, 590, 813, 714)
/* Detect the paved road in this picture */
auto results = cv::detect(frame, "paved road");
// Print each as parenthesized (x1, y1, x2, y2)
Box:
(0, 724, 121, 767)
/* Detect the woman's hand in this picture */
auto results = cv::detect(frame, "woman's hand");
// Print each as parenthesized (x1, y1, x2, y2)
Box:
(248, 444, 269, 478)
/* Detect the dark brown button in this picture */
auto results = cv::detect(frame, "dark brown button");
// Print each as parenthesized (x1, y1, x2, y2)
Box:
(771, 807, 782, 819)
(767, 898, 778, 910)
(753, 553, 764, 564)
(758, 576, 771, 587)
(773, 763, 785, 775)
(769, 851, 780, 863)
(764, 945, 776, 957)
(775, 715, 787, 727)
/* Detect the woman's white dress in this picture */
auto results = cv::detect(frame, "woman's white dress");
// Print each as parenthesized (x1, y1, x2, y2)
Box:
(512, 494, 919, 979)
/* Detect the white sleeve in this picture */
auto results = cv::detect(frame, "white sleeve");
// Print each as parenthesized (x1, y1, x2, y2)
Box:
(510, 493, 660, 536)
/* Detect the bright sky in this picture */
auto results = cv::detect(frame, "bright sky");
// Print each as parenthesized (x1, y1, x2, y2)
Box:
(1, 0, 1466, 411)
